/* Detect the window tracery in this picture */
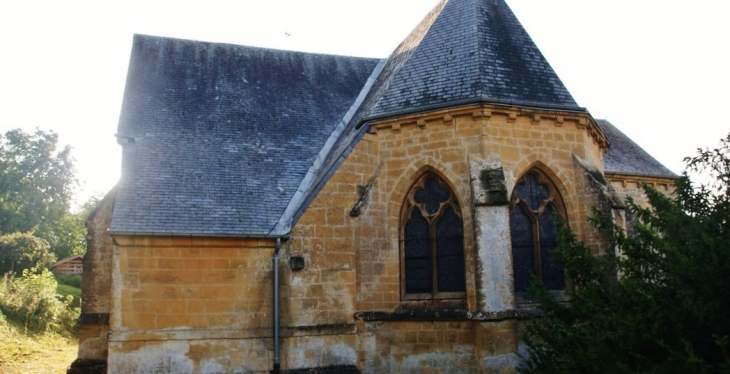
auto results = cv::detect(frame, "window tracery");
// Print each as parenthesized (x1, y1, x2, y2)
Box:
(509, 169, 566, 299)
(400, 172, 466, 300)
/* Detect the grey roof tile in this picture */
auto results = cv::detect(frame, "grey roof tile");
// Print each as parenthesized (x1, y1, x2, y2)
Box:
(366, 0, 579, 119)
(284, 0, 586, 226)
(110, 35, 379, 236)
(110, 1, 674, 238)
(597, 119, 677, 179)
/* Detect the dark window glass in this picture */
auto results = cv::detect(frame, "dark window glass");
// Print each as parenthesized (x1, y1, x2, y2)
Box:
(405, 209, 432, 293)
(414, 177, 451, 215)
(510, 204, 535, 292)
(436, 207, 465, 293)
(539, 204, 565, 290)
(401, 173, 465, 299)
(510, 169, 566, 295)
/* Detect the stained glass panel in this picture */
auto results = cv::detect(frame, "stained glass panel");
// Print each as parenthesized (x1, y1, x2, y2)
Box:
(414, 176, 451, 215)
(436, 207, 465, 292)
(404, 208, 431, 293)
(404, 209, 429, 257)
(403, 173, 467, 298)
(540, 204, 564, 290)
(510, 170, 566, 295)
(514, 173, 550, 211)
(405, 258, 432, 293)
(511, 204, 534, 292)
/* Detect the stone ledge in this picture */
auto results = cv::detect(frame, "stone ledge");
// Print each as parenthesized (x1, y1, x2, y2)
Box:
(354, 308, 538, 322)
(109, 323, 358, 342)
(284, 323, 357, 337)
(281, 365, 359, 374)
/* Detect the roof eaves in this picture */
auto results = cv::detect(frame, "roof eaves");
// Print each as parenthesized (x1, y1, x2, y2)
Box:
(604, 170, 679, 180)
(358, 96, 587, 129)
(106, 230, 290, 239)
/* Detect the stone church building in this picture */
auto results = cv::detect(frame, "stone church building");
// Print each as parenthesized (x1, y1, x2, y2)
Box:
(70, 0, 676, 372)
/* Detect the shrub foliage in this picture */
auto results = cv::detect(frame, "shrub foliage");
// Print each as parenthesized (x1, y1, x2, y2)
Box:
(0, 268, 79, 335)
(520, 135, 730, 373)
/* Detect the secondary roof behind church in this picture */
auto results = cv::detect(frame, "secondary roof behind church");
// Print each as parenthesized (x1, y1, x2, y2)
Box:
(598, 120, 677, 179)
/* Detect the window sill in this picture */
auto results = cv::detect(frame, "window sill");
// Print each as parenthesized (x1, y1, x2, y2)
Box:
(354, 301, 538, 322)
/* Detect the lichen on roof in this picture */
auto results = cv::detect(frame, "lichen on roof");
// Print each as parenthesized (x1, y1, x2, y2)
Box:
(110, 35, 379, 236)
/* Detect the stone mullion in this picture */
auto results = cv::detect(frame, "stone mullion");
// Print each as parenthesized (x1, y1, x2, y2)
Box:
(429, 217, 438, 297)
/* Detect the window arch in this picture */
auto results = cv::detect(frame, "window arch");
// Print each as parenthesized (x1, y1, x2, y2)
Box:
(509, 168, 566, 298)
(400, 172, 466, 300)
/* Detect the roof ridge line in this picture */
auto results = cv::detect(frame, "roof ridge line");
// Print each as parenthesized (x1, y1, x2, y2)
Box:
(363, 0, 449, 116)
(269, 58, 389, 236)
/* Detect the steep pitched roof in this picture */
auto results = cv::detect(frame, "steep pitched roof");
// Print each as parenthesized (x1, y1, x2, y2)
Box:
(110, 35, 379, 236)
(597, 119, 677, 179)
(109, 2, 672, 238)
(365, 0, 580, 119)
(291, 0, 585, 225)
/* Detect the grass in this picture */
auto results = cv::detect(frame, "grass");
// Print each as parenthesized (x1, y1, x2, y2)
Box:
(0, 317, 77, 374)
(56, 283, 82, 308)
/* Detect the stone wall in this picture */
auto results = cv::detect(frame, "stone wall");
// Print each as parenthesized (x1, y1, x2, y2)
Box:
(92, 103, 658, 373)
(281, 104, 610, 372)
(69, 188, 116, 374)
(607, 173, 675, 208)
(107, 236, 276, 373)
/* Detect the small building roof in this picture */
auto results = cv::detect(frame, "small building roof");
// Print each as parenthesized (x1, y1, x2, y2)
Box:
(598, 119, 677, 179)
(52, 255, 84, 268)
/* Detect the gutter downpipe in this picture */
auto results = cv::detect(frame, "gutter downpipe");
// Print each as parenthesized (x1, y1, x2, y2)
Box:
(273, 237, 281, 374)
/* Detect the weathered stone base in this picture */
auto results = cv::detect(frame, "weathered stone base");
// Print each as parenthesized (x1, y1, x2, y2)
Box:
(281, 365, 360, 374)
(108, 339, 272, 373)
(102, 318, 525, 374)
(358, 319, 520, 374)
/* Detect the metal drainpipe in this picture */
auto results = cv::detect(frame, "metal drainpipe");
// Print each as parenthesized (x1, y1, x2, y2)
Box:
(273, 237, 281, 373)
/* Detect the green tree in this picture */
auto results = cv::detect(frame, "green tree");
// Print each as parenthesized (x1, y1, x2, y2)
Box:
(43, 196, 100, 260)
(0, 128, 76, 236)
(0, 232, 55, 275)
(0, 128, 81, 264)
(520, 134, 730, 374)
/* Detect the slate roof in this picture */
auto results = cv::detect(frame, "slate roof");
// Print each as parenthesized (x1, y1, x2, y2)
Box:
(597, 119, 677, 179)
(292, 0, 584, 225)
(110, 0, 674, 237)
(110, 35, 379, 236)
(366, 0, 580, 119)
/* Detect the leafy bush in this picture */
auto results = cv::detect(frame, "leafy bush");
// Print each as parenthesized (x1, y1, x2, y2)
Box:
(56, 283, 82, 309)
(0, 268, 79, 336)
(55, 273, 82, 288)
(520, 134, 730, 373)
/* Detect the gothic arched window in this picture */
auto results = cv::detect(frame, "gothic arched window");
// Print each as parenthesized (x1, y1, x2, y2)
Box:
(510, 169, 566, 299)
(400, 172, 466, 300)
